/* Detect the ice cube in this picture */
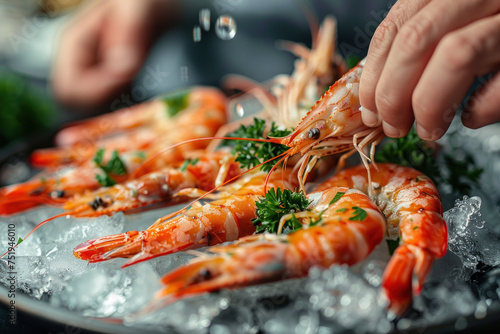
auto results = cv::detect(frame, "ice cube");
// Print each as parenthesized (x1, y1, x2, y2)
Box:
(0, 256, 51, 300)
(51, 260, 160, 318)
(445, 196, 500, 269)
(411, 279, 477, 328)
(127, 294, 229, 334)
(262, 299, 319, 334)
(307, 265, 392, 333)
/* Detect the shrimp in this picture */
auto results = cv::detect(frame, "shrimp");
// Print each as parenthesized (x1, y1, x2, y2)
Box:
(0, 88, 227, 215)
(147, 164, 446, 316)
(62, 150, 242, 217)
(153, 186, 386, 304)
(268, 59, 385, 192)
(316, 163, 447, 314)
(73, 169, 296, 267)
(31, 86, 227, 167)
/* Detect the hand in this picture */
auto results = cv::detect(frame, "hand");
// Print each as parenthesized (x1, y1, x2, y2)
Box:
(52, 0, 179, 108)
(359, 0, 500, 140)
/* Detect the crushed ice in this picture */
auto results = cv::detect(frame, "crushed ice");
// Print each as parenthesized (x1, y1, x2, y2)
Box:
(2, 123, 500, 332)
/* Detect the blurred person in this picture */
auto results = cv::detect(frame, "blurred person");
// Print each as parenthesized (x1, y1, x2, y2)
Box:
(51, 0, 179, 107)
(51, 0, 388, 109)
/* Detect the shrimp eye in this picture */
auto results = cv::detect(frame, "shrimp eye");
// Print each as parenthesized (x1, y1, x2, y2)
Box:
(308, 128, 321, 140)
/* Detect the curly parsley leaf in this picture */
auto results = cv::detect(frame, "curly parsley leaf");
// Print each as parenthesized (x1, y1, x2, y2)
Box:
(375, 128, 439, 184)
(252, 187, 310, 234)
(222, 118, 292, 172)
(93, 148, 127, 187)
(442, 153, 483, 195)
(96, 173, 117, 187)
(374, 127, 483, 195)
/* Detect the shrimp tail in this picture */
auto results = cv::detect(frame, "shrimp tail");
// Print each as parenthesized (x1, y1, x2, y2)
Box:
(382, 210, 447, 315)
(381, 244, 416, 316)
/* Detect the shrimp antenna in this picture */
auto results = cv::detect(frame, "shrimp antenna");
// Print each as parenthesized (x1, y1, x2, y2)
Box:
(1, 147, 291, 260)
(131, 136, 274, 178)
(119, 149, 292, 268)
(0, 202, 99, 259)
(148, 148, 292, 229)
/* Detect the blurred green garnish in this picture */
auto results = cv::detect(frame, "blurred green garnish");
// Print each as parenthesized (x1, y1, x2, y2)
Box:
(0, 71, 55, 147)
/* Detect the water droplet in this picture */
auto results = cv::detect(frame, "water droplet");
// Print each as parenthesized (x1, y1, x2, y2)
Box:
(199, 9, 210, 31)
(215, 15, 237, 40)
(236, 103, 244, 117)
(193, 25, 201, 42)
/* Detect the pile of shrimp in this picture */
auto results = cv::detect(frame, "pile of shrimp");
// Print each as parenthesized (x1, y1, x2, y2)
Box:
(0, 16, 447, 318)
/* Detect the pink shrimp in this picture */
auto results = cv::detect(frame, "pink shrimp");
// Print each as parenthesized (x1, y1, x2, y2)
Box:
(73, 169, 297, 267)
(146, 163, 446, 316)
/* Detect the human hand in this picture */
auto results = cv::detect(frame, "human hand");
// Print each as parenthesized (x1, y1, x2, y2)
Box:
(359, 0, 500, 140)
(52, 0, 179, 108)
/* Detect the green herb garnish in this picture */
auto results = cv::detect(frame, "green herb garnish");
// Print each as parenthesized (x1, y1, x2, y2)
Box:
(375, 128, 439, 184)
(386, 238, 400, 255)
(252, 188, 310, 233)
(161, 89, 189, 117)
(442, 153, 483, 195)
(0, 71, 55, 148)
(93, 148, 127, 187)
(222, 118, 292, 172)
(349, 206, 367, 221)
(180, 158, 200, 172)
(329, 192, 345, 205)
(374, 127, 483, 195)
(345, 55, 362, 69)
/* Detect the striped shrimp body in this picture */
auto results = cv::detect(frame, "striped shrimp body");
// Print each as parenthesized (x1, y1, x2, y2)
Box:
(0, 88, 227, 215)
(73, 170, 296, 267)
(0, 150, 146, 216)
(154, 186, 386, 303)
(32, 86, 227, 167)
(270, 60, 385, 190)
(62, 150, 242, 217)
(316, 163, 448, 314)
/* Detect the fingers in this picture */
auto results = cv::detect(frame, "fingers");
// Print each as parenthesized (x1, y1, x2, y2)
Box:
(360, 0, 500, 139)
(52, 0, 176, 108)
(462, 72, 500, 129)
(52, 1, 110, 106)
(414, 13, 500, 139)
(360, 0, 431, 126)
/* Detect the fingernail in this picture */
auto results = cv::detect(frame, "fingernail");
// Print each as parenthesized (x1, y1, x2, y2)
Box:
(360, 106, 380, 127)
(416, 124, 432, 140)
(382, 121, 403, 138)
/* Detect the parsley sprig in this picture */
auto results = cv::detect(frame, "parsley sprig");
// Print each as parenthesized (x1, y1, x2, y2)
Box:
(374, 127, 483, 195)
(252, 188, 310, 234)
(93, 148, 127, 187)
(223, 118, 292, 172)
(161, 89, 189, 118)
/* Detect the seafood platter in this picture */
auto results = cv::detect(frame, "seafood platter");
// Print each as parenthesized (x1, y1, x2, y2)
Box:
(2, 17, 500, 333)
